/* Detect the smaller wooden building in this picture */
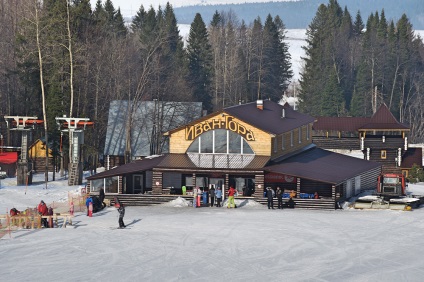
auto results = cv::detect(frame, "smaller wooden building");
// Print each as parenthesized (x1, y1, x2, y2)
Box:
(313, 104, 423, 177)
(28, 139, 54, 172)
(0, 151, 18, 177)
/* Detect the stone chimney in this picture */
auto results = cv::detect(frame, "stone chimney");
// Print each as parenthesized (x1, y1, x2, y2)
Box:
(256, 100, 263, 110)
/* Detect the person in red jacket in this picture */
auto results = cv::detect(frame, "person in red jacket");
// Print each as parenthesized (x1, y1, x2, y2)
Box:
(227, 186, 236, 208)
(38, 200, 48, 228)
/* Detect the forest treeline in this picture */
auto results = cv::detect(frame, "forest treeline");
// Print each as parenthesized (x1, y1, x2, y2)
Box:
(299, 0, 424, 143)
(0, 0, 423, 164)
(174, 0, 424, 30)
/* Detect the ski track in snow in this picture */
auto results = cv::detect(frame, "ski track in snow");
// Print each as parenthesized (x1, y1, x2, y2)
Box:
(2, 205, 424, 281)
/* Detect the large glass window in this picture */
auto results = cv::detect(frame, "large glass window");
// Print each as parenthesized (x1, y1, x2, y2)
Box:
(187, 138, 200, 153)
(90, 179, 103, 192)
(228, 131, 241, 153)
(90, 176, 119, 194)
(187, 129, 254, 155)
(242, 139, 254, 154)
(200, 130, 213, 153)
(215, 129, 227, 153)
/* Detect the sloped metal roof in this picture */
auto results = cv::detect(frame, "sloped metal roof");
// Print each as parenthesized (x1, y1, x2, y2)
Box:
(87, 155, 167, 180)
(156, 153, 270, 170)
(104, 101, 203, 157)
(87, 153, 270, 180)
(264, 146, 381, 184)
(313, 104, 409, 132)
(313, 116, 369, 131)
(224, 100, 316, 135)
(401, 147, 423, 168)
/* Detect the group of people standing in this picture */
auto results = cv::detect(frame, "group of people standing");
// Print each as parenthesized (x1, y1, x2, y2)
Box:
(192, 186, 224, 208)
(266, 187, 291, 209)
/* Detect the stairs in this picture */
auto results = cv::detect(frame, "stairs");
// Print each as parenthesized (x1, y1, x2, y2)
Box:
(256, 198, 336, 210)
(102, 194, 336, 210)
(105, 194, 195, 207)
(68, 163, 79, 186)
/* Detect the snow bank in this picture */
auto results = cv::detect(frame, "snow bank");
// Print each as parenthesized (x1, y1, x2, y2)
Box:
(161, 196, 191, 207)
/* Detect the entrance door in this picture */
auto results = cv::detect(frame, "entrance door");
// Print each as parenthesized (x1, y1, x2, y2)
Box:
(133, 175, 143, 194)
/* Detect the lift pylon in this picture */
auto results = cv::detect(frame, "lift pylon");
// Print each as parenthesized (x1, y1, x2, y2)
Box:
(4, 116, 43, 185)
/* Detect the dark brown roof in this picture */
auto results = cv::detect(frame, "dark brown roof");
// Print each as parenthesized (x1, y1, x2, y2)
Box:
(155, 153, 270, 170)
(313, 116, 369, 131)
(87, 155, 167, 180)
(313, 104, 409, 132)
(264, 146, 381, 184)
(359, 104, 409, 130)
(224, 100, 315, 135)
(401, 147, 423, 168)
(86, 154, 270, 180)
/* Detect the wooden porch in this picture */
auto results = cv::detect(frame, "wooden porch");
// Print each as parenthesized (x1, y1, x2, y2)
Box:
(103, 194, 336, 210)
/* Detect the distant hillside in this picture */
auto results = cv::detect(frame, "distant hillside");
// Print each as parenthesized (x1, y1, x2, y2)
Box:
(174, 0, 424, 29)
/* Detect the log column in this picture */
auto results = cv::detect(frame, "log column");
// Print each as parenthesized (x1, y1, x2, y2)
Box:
(253, 174, 264, 199)
(152, 171, 163, 195)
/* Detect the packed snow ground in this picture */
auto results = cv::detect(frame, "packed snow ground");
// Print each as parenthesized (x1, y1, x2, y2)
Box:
(1, 171, 424, 281)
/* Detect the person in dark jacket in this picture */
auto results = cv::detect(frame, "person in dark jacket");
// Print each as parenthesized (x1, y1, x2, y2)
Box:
(99, 189, 105, 207)
(267, 188, 274, 209)
(276, 187, 283, 209)
(117, 203, 126, 228)
(209, 186, 216, 207)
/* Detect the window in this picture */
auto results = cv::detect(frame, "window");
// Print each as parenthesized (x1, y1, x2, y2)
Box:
(298, 128, 302, 144)
(273, 137, 277, 153)
(290, 131, 293, 147)
(306, 125, 310, 140)
(281, 134, 285, 150)
(187, 129, 254, 155)
(381, 150, 387, 159)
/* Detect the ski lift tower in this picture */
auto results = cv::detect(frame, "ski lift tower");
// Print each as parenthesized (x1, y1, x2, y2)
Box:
(4, 116, 43, 185)
(56, 116, 93, 185)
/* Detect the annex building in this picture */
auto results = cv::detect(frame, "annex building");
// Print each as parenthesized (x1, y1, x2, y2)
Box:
(87, 100, 381, 210)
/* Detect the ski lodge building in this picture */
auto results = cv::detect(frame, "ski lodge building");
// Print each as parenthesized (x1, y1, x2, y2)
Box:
(87, 100, 381, 210)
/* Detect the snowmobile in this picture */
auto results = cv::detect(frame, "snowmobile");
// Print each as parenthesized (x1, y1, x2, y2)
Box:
(353, 173, 421, 211)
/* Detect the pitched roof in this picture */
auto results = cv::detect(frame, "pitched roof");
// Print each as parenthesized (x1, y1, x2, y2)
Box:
(359, 104, 409, 130)
(264, 146, 381, 184)
(87, 155, 167, 180)
(313, 117, 369, 131)
(0, 152, 18, 164)
(87, 154, 270, 180)
(224, 100, 315, 135)
(401, 147, 423, 168)
(313, 104, 409, 132)
(104, 101, 203, 157)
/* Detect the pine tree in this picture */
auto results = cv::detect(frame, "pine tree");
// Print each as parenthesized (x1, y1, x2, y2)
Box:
(186, 13, 214, 113)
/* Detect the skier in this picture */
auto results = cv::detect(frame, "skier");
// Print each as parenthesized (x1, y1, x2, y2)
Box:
(227, 186, 236, 208)
(117, 203, 126, 228)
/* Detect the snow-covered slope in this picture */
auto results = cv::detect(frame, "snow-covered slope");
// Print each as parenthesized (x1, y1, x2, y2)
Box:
(1, 171, 424, 281)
